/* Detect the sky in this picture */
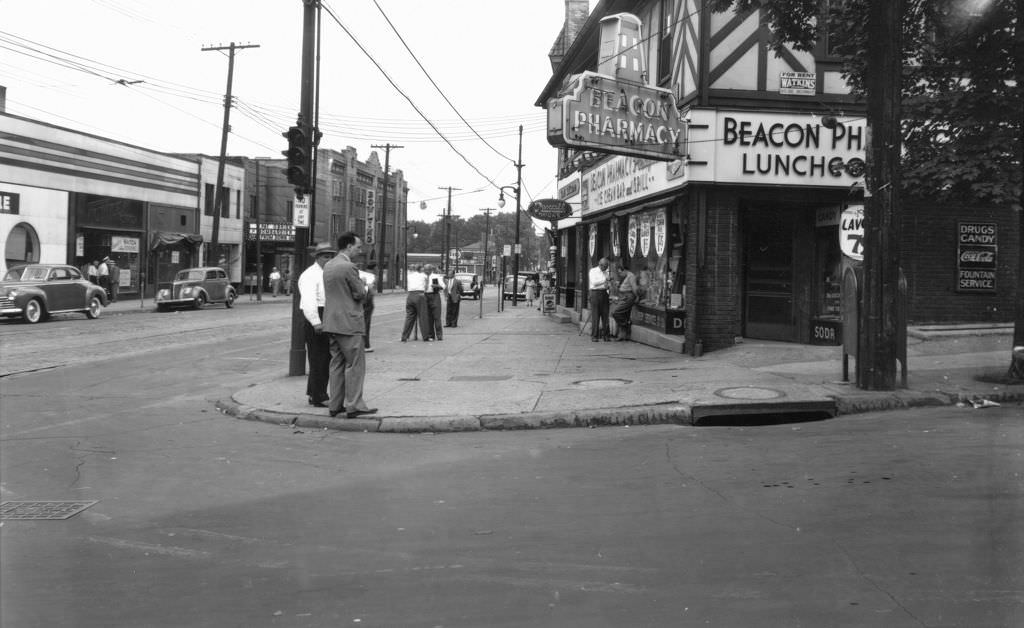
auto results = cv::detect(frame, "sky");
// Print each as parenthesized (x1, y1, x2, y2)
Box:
(0, 0, 598, 230)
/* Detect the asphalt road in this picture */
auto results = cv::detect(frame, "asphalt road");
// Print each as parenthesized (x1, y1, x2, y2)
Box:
(2, 300, 1022, 627)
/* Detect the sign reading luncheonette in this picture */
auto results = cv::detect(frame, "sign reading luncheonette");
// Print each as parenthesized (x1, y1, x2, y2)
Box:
(547, 71, 687, 162)
(527, 199, 573, 221)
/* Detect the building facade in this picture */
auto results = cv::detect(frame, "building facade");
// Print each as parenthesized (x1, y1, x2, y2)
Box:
(537, 0, 1018, 354)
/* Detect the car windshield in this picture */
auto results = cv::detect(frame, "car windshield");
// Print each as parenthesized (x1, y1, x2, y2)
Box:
(5, 266, 47, 281)
(175, 270, 206, 281)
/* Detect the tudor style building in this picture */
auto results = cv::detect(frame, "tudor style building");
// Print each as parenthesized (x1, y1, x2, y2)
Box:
(537, 0, 1018, 354)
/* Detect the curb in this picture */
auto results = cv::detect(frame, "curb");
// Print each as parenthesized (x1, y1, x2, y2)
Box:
(215, 389, 1023, 434)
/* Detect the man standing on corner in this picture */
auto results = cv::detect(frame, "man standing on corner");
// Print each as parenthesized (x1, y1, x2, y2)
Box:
(298, 241, 336, 408)
(322, 232, 377, 419)
(588, 257, 611, 342)
(401, 264, 429, 342)
(444, 270, 462, 328)
(423, 264, 444, 341)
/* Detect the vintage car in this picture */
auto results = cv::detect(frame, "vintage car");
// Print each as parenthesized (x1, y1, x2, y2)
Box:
(455, 273, 480, 300)
(503, 272, 539, 301)
(155, 267, 236, 311)
(0, 264, 107, 323)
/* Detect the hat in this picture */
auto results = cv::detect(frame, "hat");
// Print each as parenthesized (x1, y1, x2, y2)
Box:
(312, 241, 337, 256)
(102, 256, 110, 262)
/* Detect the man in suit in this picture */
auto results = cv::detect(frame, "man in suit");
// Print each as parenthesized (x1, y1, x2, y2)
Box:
(444, 270, 463, 328)
(322, 232, 377, 419)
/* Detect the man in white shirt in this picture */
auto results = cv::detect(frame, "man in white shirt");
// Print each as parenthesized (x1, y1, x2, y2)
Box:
(98, 257, 111, 299)
(298, 241, 336, 406)
(401, 264, 429, 342)
(358, 261, 377, 352)
(423, 264, 445, 341)
(588, 257, 611, 342)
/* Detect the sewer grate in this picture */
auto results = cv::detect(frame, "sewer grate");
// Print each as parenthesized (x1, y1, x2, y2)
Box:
(1, 500, 99, 520)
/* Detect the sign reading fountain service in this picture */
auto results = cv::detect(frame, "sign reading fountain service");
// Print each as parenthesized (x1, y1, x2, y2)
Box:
(686, 109, 867, 187)
(957, 222, 997, 293)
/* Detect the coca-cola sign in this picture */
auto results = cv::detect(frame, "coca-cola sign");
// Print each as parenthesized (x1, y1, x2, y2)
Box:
(957, 222, 997, 293)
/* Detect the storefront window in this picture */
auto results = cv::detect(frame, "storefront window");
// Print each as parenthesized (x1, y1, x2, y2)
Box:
(628, 207, 680, 308)
(815, 225, 841, 319)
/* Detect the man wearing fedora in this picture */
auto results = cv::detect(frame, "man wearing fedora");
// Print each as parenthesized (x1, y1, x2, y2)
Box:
(298, 241, 336, 407)
(322, 232, 377, 419)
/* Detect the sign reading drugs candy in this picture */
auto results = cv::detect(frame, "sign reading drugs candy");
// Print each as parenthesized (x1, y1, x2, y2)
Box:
(547, 71, 687, 162)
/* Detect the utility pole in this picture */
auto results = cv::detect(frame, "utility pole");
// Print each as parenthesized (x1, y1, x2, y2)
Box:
(371, 143, 403, 292)
(201, 41, 259, 260)
(480, 207, 494, 319)
(438, 186, 460, 274)
(511, 125, 524, 307)
(858, 0, 904, 390)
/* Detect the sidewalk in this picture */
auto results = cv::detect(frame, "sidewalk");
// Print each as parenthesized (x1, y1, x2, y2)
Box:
(215, 301, 1023, 432)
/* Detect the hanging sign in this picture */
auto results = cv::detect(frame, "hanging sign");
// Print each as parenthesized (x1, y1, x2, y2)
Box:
(655, 212, 666, 256)
(840, 205, 864, 261)
(588, 224, 597, 257)
(640, 214, 651, 256)
(527, 199, 573, 221)
(628, 215, 638, 256)
(611, 219, 620, 257)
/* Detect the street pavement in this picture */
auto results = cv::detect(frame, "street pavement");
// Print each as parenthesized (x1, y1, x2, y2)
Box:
(102, 293, 1024, 432)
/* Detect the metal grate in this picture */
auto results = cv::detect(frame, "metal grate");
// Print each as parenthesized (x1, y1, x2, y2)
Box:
(1, 500, 99, 520)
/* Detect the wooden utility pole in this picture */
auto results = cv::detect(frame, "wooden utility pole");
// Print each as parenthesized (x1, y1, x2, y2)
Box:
(370, 143, 403, 292)
(201, 41, 259, 257)
(438, 186, 460, 274)
(858, 0, 904, 390)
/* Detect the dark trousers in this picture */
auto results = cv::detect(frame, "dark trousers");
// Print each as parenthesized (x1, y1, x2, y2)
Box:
(402, 292, 428, 340)
(425, 292, 443, 339)
(589, 289, 610, 339)
(611, 292, 637, 338)
(363, 296, 374, 348)
(304, 307, 331, 403)
(445, 299, 460, 327)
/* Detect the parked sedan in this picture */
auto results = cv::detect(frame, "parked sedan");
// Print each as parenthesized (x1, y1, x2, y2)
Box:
(155, 267, 236, 311)
(455, 273, 480, 299)
(0, 264, 107, 323)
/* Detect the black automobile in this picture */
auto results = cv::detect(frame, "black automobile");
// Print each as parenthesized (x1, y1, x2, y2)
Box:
(155, 267, 237, 311)
(502, 272, 539, 301)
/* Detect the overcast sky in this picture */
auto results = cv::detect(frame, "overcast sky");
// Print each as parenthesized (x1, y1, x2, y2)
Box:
(1, 0, 598, 229)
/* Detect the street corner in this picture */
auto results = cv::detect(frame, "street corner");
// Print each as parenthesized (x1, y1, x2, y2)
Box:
(215, 397, 383, 432)
(478, 403, 689, 430)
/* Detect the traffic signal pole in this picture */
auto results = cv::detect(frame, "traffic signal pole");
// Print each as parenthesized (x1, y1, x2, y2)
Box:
(287, 0, 319, 377)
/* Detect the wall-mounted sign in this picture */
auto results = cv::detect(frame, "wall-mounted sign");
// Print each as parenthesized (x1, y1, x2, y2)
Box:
(610, 218, 620, 257)
(628, 215, 638, 256)
(364, 190, 375, 245)
(111, 236, 140, 254)
(580, 155, 671, 215)
(0, 191, 20, 215)
(957, 222, 997, 292)
(547, 71, 687, 162)
(840, 205, 864, 261)
(780, 71, 816, 95)
(527, 199, 573, 221)
(654, 212, 666, 256)
(246, 222, 295, 242)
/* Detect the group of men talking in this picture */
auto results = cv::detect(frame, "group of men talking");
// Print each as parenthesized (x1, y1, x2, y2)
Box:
(401, 264, 463, 342)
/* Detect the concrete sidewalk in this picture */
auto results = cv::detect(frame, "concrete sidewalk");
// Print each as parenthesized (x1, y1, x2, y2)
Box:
(215, 302, 1023, 432)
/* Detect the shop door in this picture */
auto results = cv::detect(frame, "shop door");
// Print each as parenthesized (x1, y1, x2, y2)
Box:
(743, 211, 795, 341)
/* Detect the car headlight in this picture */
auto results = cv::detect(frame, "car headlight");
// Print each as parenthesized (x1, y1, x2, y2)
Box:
(157, 289, 170, 299)
(181, 286, 194, 296)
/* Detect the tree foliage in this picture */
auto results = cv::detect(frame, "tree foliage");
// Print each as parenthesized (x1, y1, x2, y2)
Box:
(406, 211, 548, 270)
(710, 0, 1022, 209)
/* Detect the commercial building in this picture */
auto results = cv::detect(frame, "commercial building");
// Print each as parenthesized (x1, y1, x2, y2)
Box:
(537, 1, 1018, 354)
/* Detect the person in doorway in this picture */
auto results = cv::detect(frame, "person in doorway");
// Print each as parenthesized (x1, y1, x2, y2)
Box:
(97, 257, 111, 299)
(359, 261, 377, 352)
(269, 267, 282, 296)
(444, 270, 462, 328)
(423, 264, 444, 341)
(401, 264, 429, 342)
(85, 260, 98, 285)
(611, 261, 639, 341)
(588, 257, 611, 342)
(298, 241, 336, 407)
(322, 232, 376, 419)
(525, 275, 538, 309)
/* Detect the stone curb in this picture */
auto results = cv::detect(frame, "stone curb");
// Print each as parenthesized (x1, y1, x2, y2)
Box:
(216, 390, 1022, 434)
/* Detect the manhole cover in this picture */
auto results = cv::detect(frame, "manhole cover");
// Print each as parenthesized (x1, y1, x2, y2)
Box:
(1, 500, 99, 520)
(714, 387, 786, 400)
(573, 378, 632, 389)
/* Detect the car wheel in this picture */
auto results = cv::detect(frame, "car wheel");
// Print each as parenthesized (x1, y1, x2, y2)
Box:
(156, 304, 169, 312)
(225, 290, 236, 308)
(85, 296, 102, 319)
(193, 293, 207, 309)
(23, 298, 44, 324)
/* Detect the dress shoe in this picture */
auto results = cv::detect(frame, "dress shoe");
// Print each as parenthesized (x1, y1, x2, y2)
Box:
(365, 347, 374, 353)
(328, 409, 343, 417)
(308, 399, 327, 408)
(346, 408, 378, 419)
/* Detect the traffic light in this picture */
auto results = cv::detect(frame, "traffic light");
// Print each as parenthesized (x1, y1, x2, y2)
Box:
(282, 125, 310, 191)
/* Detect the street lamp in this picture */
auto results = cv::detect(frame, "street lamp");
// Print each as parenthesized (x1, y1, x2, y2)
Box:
(497, 125, 524, 307)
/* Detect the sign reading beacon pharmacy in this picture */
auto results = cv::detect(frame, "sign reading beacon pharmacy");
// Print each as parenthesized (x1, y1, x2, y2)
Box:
(547, 71, 687, 162)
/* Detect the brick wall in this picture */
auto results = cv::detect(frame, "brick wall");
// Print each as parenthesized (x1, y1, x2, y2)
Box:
(686, 189, 741, 352)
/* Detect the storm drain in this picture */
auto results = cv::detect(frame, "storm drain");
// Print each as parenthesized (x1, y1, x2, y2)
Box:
(1, 500, 99, 520)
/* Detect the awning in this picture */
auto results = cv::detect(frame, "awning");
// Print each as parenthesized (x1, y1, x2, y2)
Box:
(150, 232, 204, 250)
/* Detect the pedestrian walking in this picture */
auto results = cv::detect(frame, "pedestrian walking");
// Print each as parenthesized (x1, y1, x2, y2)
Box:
(97, 257, 111, 299)
(611, 261, 639, 341)
(322, 232, 376, 419)
(269, 267, 282, 297)
(588, 257, 611, 342)
(359, 261, 377, 352)
(424, 264, 444, 341)
(444, 270, 462, 328)
(525, 276, 538, 308)
(86, 258, 98, 284)
(107, 258, 120, 302)
(298, 241, 336, 407)
(401, 264, 429, 342)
